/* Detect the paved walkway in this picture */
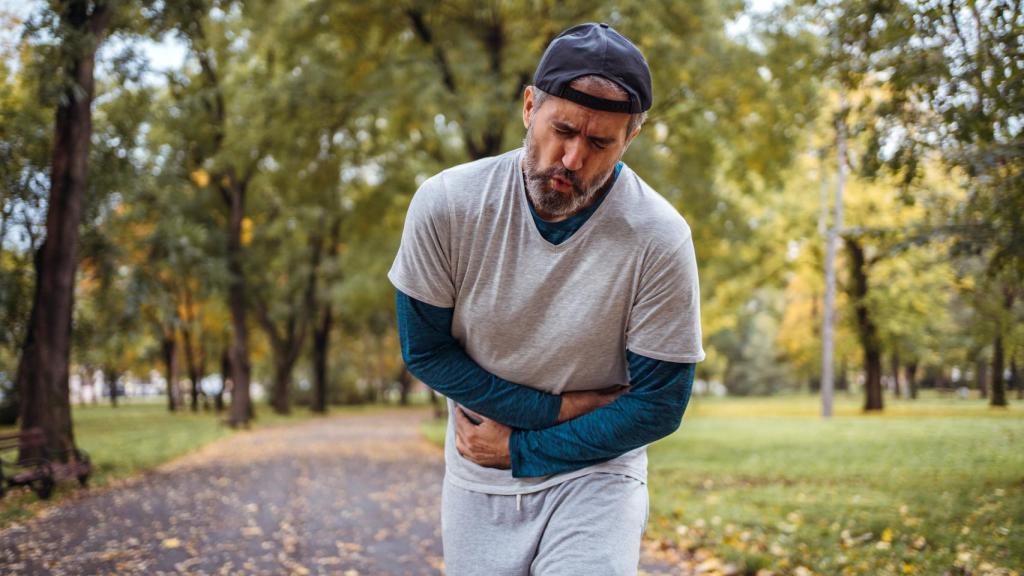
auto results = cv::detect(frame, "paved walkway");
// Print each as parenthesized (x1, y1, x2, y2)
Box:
(0, 409, 687, 575)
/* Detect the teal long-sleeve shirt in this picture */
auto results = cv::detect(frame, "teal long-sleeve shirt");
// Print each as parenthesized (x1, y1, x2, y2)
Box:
(396, 290, 695, 477)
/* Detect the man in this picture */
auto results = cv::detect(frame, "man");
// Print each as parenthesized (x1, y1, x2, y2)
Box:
(389, 23, 704, 575)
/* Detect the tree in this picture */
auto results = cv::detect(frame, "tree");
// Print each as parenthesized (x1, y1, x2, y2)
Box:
(820, 0, 1023, 405)
(15, 0, 113, 462)
(160, 0, 285, 426)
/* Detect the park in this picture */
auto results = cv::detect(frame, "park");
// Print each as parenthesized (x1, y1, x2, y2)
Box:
(1, 1, 1022, 575)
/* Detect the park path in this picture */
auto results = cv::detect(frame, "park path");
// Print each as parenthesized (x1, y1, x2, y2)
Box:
(0, 409, 688, 575)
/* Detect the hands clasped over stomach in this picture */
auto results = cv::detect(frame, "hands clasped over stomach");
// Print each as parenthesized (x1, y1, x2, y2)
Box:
(455, 385, 628, 469)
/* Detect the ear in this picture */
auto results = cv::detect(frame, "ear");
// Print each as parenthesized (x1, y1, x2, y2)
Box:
(522, 85, 535, 129)
(623, 124, 641, 152)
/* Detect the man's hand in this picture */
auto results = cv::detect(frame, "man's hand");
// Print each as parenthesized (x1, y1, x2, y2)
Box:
(557, 385, 629, 422)
(454, 406, 512, 469)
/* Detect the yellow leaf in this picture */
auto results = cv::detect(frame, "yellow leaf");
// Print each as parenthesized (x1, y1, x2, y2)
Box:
(190, 169, 210, 188)
(901, 563, 915, 574)
(241, 217, 253, 246)
(881, 528, 893, 542)
(161, 538, 181, 549)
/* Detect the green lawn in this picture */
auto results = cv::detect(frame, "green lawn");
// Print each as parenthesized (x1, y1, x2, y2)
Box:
(422, 392, 1023, 576)
(0, 399, 317, 529)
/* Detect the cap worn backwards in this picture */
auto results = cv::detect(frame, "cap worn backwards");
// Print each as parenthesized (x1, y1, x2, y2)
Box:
(533, 22, 653, 114)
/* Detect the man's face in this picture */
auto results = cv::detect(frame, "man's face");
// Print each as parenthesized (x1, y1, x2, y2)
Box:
(521, 86, 635, 220)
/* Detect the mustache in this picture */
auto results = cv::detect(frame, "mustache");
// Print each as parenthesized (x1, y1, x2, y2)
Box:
(527, 165, 585, 195)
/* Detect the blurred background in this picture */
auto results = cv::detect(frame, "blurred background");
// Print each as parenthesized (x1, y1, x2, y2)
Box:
(0, 1, 1021, 575)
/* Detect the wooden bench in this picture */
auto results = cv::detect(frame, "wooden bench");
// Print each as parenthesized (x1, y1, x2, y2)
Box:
(0, 428, 92, 500)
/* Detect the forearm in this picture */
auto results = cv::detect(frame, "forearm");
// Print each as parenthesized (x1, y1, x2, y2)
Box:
(396, 290, 561, 430)
(509, 356, 695, 478)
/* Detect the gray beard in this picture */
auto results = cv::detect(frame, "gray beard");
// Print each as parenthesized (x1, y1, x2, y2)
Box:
(522, 126, 615, 220)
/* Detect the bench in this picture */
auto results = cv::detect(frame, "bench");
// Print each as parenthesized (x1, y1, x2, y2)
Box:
(0, 428, 92, 500)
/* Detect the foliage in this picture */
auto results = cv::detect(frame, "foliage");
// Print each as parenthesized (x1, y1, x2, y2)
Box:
(2, 0, 1021, 420)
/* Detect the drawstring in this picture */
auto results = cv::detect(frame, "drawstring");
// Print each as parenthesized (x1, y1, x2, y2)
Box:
(516, 493, 522, 512)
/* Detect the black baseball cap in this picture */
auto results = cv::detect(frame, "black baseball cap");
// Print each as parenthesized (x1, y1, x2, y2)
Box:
(533, 23, 653, 114)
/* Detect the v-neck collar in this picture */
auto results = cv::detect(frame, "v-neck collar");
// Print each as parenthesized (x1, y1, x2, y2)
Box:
(516, 150, 624, 251)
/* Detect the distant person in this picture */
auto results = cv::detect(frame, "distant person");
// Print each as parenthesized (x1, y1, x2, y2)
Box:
(389, 23, 704, 574)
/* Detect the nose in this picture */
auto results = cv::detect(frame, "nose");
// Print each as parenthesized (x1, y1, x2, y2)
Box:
(561, 138, 585, 172)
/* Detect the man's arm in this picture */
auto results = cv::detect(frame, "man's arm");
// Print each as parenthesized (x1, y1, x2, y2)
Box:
(397, 290, 619, 430)
(499, 352, 694, 477)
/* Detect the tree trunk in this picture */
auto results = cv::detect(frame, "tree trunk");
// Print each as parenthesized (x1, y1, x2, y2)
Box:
(311, 217, 341, 415)
(161, 329, 177, 412)
(976, 357, 989, 399)
(844, 237, 883, 411)
(398, 367, 413, 406)
(906, 361, 919, 400)
(225, 179, 253, 428)
(15, 1, 111, 464)
(215, 347, 229, 413)
(270, 357, 293, 415)
(991, 335, 1007, 407)
(106, 367, 119, 408)
(890, 352, 901, 399)
(1012, 359, 1021, 400)
(312, 307, 332, 414)
(181, 324, 202, 412)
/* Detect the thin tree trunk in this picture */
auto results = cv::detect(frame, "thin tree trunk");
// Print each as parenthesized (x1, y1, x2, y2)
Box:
(398, 367, 412, 406)
(225, 178, 253, 428)
(991, 288, 1013, 407)
(312, 307, 332, 414)
(844, 236, 883, 411)
(181, 323, 202, 412)
(1012, 359, 1021, 400)
(906, 361, 919, 400)
(976, 357, 989, 399)
(16, 1, 111, 463)
(837, 358, 848, 391)
(891, 352, 902, 399)
(161, 328, 177, 412)
(311, 217, 341, 414)
(215, 347, 229, 413)
(991, 334, 1006, 406)
(263, 222, 324, 415)
(106, 367, 119, 408)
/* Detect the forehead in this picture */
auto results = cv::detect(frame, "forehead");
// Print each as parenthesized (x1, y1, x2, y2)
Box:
(539, 95, 631, 138)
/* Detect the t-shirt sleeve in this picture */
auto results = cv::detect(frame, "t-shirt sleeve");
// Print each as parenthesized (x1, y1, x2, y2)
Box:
(387, 175, 456, 308)
(625, 234, 705, 363)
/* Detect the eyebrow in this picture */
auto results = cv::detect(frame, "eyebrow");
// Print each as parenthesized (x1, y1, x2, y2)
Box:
(551, 120, 616, 146)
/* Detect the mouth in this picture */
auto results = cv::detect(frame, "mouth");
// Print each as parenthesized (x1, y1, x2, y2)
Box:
(549, 175, 574, 193)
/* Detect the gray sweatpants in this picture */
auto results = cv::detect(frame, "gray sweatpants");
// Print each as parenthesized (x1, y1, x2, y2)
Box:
(441, 473, 649, 576)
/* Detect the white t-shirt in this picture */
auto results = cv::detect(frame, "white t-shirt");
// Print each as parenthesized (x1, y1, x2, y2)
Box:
(389, 148, 704, 494)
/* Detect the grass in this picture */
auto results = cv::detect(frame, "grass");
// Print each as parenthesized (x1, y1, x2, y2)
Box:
(0, 398, 319, 529)
(421, 391, 1024, 576)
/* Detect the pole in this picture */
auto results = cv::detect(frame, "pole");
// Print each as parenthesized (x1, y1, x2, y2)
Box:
(822, 91, 847, 419)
